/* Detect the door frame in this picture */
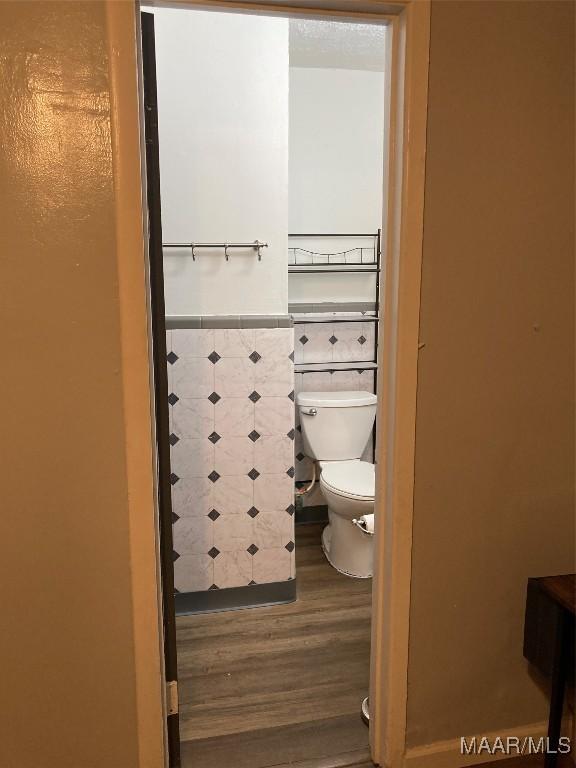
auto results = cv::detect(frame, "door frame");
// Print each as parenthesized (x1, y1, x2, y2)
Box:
(140, 11, 181, 766)
(105, 1, 430, 765)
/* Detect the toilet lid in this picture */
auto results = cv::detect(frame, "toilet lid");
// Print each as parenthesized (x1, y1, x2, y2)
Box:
(321, 461, 375, 499)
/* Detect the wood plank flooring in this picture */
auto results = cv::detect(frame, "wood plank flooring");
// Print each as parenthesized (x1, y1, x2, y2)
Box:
(177, 523, 372, 768)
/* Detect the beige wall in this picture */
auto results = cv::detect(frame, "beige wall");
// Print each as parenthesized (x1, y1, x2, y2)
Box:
(407, 0, 575, 748)
(0, 2, 164, 767)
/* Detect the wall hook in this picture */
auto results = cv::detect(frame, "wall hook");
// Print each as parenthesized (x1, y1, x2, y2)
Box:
(163, 240, 269, 259)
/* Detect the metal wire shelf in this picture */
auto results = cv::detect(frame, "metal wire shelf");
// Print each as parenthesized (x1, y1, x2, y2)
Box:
(295, 361, 378, 373)
(292, 315, 379, 324)
(288, 232, 380, 270)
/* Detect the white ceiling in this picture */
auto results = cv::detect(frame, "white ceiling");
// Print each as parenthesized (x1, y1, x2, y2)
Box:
(289, 18, 386, 71)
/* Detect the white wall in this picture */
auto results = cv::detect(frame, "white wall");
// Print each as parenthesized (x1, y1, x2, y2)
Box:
(151, 8, 289, 316)
(288, 66, 385, 305)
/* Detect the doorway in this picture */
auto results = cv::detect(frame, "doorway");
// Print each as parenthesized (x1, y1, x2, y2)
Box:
(135, 3, 430, 765)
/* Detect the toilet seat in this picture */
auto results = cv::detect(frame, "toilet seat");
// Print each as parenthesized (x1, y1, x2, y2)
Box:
(320, 460, 375, 501)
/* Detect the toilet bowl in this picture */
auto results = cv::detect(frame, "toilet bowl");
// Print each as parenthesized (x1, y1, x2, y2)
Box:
(296, 391, 377, 578)
(319, 459, 375, 578)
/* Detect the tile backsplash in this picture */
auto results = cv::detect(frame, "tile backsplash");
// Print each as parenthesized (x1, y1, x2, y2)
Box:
(293, 311, 376, 366)
(167, 326, 295, 593)
(293, 311, 377, 484)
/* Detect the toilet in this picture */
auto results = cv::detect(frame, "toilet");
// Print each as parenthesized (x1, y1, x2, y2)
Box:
(296, 391, 377, 578)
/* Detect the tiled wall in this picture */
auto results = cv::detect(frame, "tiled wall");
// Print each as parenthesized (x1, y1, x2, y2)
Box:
(293, 312, 376, 367)
(166, 327, 295, 593)
(293, 310, 377, 484)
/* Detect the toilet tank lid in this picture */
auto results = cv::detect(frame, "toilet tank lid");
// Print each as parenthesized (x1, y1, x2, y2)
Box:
(296, 391, 377, 408)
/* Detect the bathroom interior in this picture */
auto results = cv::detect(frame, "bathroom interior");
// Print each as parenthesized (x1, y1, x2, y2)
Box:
(145, 5, 387, 765)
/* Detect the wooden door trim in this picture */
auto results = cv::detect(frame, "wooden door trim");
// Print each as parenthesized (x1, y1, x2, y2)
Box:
(369, 4, 430, 767)
(104, 2, 168, 767)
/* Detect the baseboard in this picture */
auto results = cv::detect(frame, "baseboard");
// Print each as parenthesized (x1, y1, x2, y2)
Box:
(175, 578, 296, 615)
(402, 720, 550, 768)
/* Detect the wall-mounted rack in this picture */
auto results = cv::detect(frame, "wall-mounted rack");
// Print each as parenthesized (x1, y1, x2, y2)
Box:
(163, 240, 268, 261)
(288, 232, 379, 272)
(289, 231, 381, 462)
(289, 231, 381, 374)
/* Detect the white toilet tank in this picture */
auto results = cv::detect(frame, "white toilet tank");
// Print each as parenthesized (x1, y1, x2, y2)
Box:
(296, 391, 377, 461)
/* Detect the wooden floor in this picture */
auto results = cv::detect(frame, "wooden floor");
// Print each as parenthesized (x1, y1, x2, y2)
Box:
(177, 523, 372, 768)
